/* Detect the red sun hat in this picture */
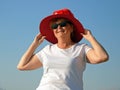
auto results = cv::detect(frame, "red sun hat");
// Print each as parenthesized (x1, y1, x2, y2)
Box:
(39, 8, 85, 44)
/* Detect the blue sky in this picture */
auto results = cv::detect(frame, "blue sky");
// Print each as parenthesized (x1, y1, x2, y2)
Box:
(0, 0, 120, 90)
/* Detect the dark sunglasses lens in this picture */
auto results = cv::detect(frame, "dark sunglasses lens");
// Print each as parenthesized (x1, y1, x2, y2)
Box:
(51, 24, 58, 29)
(51, 21, 68, 29)
(60, 22, 67, 27)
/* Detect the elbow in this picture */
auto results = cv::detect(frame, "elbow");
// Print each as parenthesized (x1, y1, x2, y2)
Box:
(102, 54, 109, 62)
(90, 54, 109, 64)
(17, 65, 25, 71)
(95, 54, 109, 64)
(17, 66, 23, 71)
(100, 51, 109, 63)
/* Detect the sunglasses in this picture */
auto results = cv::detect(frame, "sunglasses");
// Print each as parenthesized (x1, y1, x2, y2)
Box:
(51, 21, 71, 29)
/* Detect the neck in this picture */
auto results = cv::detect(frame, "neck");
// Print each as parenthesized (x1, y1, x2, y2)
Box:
(57, 39, 75, 49)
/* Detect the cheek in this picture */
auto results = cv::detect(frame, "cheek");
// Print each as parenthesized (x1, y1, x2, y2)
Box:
(69, 26, 74, 32)
(53, 30, 57, 34)
(64, 26, 73, 34)
(53, 30, 57, 37)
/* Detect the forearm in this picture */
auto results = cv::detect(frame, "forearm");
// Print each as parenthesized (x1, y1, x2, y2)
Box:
(88, 35, 109, 61)
(17, 42, 38, 68)
(17, 34, 45, 70)
(81, 29, 109, 63)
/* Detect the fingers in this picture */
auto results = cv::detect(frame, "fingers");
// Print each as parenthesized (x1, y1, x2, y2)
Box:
(39, 35, 46, 43)
(81, 29, 91, 35)
(36, 33, 43, 39)
(36, 33, 45, 40)
(80, 28, 94, 41)
(33, 33, 46, 44)
(80, 32, 84, 36)
(80, 30, 87, 36)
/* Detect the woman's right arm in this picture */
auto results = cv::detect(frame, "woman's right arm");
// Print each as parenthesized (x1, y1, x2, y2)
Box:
(17, 33, 46, 71)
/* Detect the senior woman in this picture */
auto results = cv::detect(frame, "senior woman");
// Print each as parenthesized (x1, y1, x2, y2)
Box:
(17, 8, 109, 90)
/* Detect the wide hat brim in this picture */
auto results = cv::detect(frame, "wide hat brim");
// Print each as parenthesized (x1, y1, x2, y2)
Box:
(40, 14, 84, 44)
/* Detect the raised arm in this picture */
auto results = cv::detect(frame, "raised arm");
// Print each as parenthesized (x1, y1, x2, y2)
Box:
(17, 33, 46, 70)
(81, 29, 109, 64)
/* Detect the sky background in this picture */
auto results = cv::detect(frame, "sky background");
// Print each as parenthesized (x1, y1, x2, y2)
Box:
(0, 0, 120, 90)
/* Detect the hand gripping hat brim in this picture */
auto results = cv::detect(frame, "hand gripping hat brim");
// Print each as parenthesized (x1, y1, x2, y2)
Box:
(40, 8, 84, 44)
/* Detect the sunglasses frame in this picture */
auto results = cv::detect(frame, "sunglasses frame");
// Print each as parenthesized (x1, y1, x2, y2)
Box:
(51, 21, 71, 29)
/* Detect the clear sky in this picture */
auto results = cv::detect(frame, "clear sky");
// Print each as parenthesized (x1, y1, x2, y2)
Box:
(0, 0, 120, 90)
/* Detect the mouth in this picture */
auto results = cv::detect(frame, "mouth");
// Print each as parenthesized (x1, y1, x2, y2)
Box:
(57, 29, 65, 33)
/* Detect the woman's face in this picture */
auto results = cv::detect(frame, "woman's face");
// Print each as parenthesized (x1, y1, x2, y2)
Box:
(50, 19, 73, 39)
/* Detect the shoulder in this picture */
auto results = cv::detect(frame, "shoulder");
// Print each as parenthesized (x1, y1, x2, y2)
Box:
(74, 43, 88, 48)
(75, 43, 92, 53)
(43, 44, 55, 50)
(40, 44, 56, 53)
(36, 44, 54, 58)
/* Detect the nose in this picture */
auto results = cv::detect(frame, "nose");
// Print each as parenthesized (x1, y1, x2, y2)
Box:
(57, 25, 62, 29)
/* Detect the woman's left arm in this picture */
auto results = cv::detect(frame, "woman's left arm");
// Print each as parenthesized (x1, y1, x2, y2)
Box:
(81, 29, 109, 64)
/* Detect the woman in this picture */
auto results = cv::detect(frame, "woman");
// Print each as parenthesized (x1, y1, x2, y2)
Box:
(17, 8, 109, 90)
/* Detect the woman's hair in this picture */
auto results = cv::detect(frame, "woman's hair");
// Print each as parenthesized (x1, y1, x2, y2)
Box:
(70, 30, 77, 43)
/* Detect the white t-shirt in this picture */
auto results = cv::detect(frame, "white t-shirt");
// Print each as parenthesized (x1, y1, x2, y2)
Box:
(36, 43, 91, 90)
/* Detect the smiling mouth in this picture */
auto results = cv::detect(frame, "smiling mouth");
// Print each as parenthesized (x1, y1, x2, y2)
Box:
(57, 29, 65, 33)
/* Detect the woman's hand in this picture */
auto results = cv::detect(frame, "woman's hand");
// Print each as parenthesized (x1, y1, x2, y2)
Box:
(33, 33, 46, 47)
(80, 29, 94, 41)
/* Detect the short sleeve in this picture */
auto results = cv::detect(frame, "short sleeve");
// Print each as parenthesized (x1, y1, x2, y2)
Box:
(84, 44, 92, 54)
(82, 44, 92, 62)
(36, 45, 49, 63)
(36, 49, 44, 63)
